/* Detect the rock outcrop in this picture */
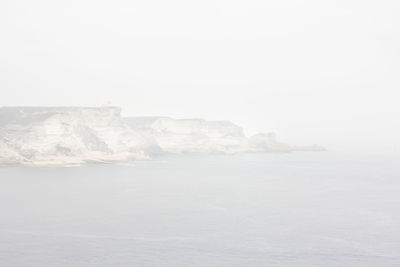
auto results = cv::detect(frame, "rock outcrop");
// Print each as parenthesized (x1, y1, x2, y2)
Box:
(0, 107, 157, 165)
(124, 117, 249, 154)
(0, 107, 325, 165)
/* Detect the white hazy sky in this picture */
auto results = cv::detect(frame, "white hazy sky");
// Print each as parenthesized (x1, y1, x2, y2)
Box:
(1, 0, 399, 153)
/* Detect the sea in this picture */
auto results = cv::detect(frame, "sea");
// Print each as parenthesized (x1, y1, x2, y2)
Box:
(0, 152, 399, 266)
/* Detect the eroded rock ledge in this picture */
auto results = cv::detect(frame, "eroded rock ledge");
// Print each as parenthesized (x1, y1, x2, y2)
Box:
(0, 107, 325, 166)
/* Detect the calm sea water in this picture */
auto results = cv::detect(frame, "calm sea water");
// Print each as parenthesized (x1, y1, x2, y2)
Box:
(0, 152, 399, 266)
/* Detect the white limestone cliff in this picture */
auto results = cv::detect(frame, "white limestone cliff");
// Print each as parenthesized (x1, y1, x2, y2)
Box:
(0, 107, 157, 165)
(0, 107, 325, 166)
(124, 117, 250, 154)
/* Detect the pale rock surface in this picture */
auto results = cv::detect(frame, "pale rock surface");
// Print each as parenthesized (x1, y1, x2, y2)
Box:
(0, 107, 157, 165)
(0, 107, 324, 165)
(124, 117, 250, 154)
(249, 132, 326, 152)
(249, 132, 293, 152)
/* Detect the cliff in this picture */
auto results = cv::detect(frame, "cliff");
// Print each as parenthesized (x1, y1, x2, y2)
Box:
(0, 107, 157, 165)
(124, 117, 250, 154)
(0, 107, 324, 165)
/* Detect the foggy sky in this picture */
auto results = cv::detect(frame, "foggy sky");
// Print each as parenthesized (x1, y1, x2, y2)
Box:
(1, 0, 399, 154)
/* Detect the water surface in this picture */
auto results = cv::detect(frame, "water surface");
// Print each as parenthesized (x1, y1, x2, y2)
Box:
(0, 152, 399, 266)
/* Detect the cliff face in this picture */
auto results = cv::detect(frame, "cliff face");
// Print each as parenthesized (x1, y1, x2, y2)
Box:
(124, 117, 250, 154)
(248, 133, 293, 152)
(0, 107, 324, 165)
(0, 107, 157, 165)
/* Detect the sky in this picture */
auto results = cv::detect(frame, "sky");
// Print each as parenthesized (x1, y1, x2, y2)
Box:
(1, 0, 399, 154)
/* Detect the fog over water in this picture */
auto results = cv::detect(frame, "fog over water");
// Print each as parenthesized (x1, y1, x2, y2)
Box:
(1, 153, 399, 266)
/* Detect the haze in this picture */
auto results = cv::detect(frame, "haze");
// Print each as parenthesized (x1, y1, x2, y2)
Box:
(1, 0, 399, 154)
